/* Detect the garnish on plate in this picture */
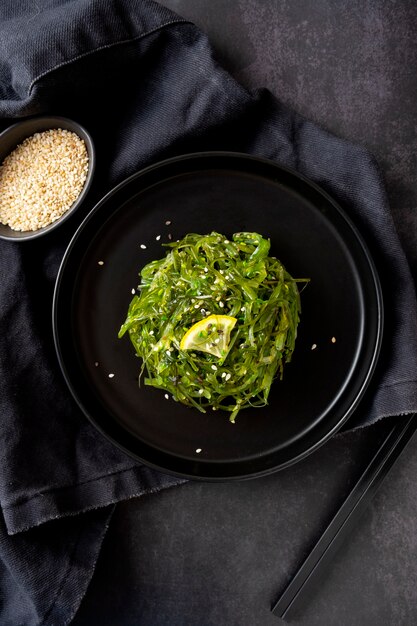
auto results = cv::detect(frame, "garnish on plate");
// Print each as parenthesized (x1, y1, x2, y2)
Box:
(118, 232, 308, 422)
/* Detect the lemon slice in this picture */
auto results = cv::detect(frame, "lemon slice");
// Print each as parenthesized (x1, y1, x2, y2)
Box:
(180, 314, 237, 358)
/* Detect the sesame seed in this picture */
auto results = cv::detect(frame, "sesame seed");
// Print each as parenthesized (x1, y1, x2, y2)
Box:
(196, 448, 202, 453)
(166, 350, 171, 356)
(140, 244, 147, 249)
(224, 240, 230, 244)
(211, 365, 217, 371)
(198, 389, 204, 395)
(98, 261, 104, 266)
(219, 270, 224, 275)
(164, 394, 169, 400)
(108, 373, 115, 378)
(311, 344, 317, 350)
(0, 129, 89, 232)
(204, 267, 208, 273)
(165, 220, 171, 225)
(241, 306, 245, 312)
(149, 330, 154, 335)
(168, 233, 172, 240)
(225, 373, 231, 381)
(219, 301, 224, 308)
(131, 288, 135, 294)
(331, 336, 337, 343)
(194, 303, 200, 309)
(221, 372, 226, 378)
(94, 362, 99, 367)
(156, 235, 161, 240)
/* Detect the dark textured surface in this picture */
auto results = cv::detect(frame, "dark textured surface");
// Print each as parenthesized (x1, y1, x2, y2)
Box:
(161, 0, 417, 280)
(75, 422, 417, 626)
(74, 1, 417, 624)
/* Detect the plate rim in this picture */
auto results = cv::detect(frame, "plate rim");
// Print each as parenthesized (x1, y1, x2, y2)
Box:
(52, 151, 384, 480)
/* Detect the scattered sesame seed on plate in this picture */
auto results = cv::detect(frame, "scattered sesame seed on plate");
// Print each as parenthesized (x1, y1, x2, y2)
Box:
(98, 261, 104, 266)
(196, 448, 202, 453)
(108, 373, 114, 378)
(164, 393, 169, 400)
(331, 336, 337, 343)
(165, 220, 171, 225)
(211, 365, 217, 371)
(94, 362, 99, 367)
(131, 288, 135, 294)
(140, 244, 147, 249)
(168, 233, 172, 240)
(311, 343, 317, 350)
(156, 235, 161, 240)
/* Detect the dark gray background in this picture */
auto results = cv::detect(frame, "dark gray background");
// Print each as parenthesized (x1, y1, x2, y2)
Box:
(74, 2, 417, 624)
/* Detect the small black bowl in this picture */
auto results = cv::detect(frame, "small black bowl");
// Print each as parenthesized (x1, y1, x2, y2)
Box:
(0, 116, 95, 242)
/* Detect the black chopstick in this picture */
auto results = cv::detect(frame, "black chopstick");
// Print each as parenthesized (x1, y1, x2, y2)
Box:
(271, 413, 417, 621)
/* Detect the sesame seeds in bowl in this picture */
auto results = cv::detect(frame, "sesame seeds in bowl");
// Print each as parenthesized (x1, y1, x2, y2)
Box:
(0, 116, 95, 242)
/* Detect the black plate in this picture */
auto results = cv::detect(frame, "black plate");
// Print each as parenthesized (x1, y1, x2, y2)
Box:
(53, 152, 383, 480)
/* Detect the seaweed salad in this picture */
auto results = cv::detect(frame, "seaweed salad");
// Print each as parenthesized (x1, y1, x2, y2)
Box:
(119, 232, 307, 422)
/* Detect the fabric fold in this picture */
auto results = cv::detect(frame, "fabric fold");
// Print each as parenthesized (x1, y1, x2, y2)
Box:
(3, 467, 184, 536)
(0, 505, 114, 626)
(0, 0, 189, 115)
